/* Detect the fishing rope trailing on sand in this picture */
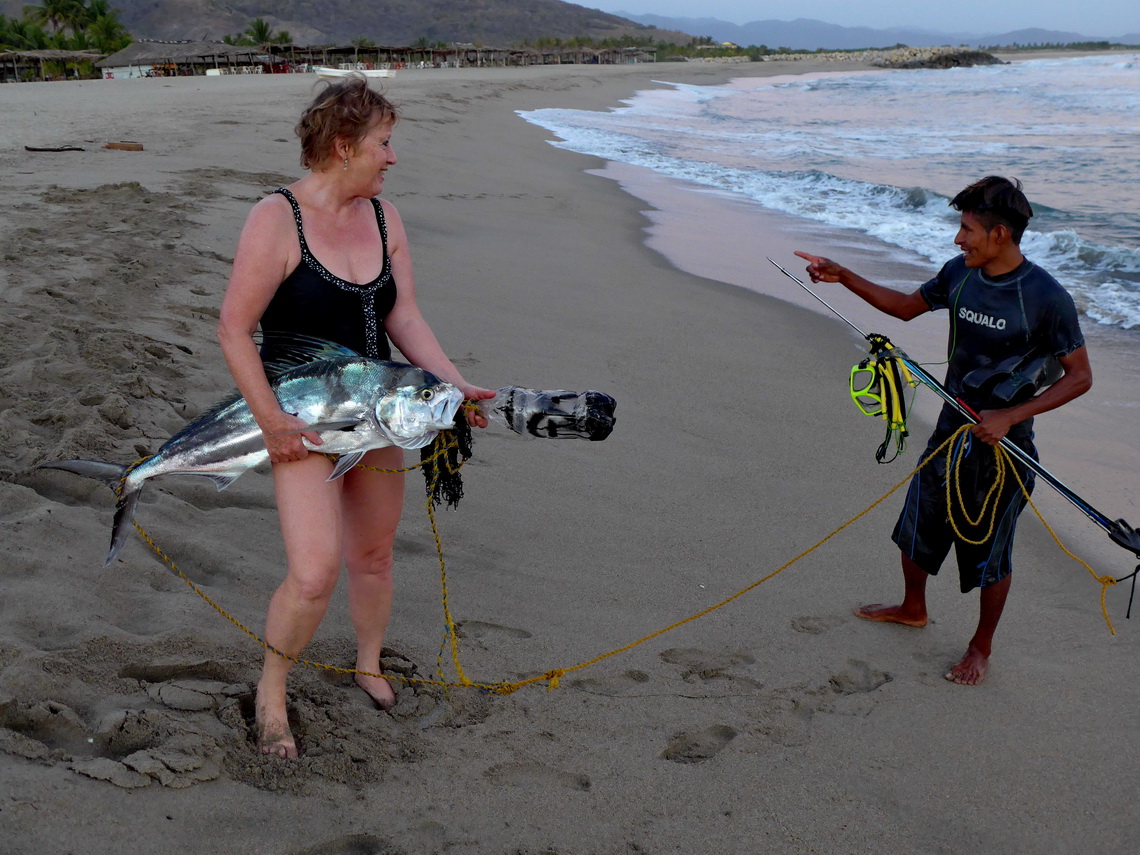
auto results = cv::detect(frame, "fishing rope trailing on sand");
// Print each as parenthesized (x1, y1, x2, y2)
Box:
(129, 423, 1122, 700)
(134, 428, 483, 692)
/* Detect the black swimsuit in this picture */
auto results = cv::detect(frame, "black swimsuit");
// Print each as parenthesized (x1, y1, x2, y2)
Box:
(259, 188, 397, 360)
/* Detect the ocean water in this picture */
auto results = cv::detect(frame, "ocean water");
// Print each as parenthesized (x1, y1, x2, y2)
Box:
(519, 54, 1140, 331)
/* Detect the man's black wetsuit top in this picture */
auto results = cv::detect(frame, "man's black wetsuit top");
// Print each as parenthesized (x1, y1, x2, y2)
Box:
(920, 254, 1085, 433)
(891, 254, 1085, 590)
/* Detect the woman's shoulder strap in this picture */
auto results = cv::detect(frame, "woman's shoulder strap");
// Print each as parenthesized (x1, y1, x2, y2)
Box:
(370, 196, 389, 254)
(272, 188, 307, 243)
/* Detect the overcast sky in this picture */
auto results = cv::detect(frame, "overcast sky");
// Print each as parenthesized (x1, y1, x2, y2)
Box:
(595, 1, 1140, 37)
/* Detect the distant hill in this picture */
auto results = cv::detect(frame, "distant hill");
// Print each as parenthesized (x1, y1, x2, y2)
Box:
(618, 14, 1131, 50)
(11, 0, 696, 46)
(980, 27, 1123, 46)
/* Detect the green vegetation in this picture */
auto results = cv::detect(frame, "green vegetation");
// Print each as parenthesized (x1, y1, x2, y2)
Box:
(222, 17, 292, 47)
(980, 40, 1138, 51)
(1, 0, 131, 52)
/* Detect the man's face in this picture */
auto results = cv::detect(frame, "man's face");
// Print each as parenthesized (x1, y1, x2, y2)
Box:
(954, 211, 1001, 268)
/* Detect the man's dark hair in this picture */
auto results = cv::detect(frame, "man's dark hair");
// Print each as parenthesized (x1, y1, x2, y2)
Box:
(950, 176, 1033, 244)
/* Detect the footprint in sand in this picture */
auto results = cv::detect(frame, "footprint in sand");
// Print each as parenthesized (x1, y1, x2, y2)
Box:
(119, 658, 238, 683)
(483, 761, 591, 791)
(289, 833, 399, 855)
(790, 614, 845, 635)
(456, 620, 532, 641)
(567, 669, 651, 696)
(1, 699, 91, 756)
(661, 725, 737, 764)
(659, 647, 759, 685)
(828, 659, 892, 695)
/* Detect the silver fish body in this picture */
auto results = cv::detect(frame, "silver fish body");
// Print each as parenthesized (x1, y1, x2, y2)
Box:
(41, 355, 464, 565)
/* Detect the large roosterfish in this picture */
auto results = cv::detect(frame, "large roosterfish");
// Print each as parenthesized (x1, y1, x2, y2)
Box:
(41, 337, 619, 565)
(40, 338, 466, 565)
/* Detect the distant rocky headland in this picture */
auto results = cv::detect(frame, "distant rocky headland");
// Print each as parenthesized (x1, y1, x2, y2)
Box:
(870, 47, 1004, 68)
(687, 46, 1004, 68)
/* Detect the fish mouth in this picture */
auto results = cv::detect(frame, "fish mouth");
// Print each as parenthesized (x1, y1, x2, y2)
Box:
(377, 384, 465, 449)
(433, 385, 465, 426)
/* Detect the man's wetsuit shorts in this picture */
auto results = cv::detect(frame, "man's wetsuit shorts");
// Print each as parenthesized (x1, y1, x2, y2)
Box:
(891, 408, 1036, 593)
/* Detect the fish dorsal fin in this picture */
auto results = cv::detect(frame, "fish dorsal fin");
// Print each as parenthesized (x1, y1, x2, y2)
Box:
(257, 333, 362, 380)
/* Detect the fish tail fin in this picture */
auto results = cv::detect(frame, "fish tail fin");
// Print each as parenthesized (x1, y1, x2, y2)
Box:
(38, 459, 143, 565)
(37, 459, 128, 489)
(107, 486, 143, 566)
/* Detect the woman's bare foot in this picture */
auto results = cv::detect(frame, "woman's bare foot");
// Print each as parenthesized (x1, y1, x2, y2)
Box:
(854, 603, 928, 627)
(255, 698, 298, 759)
(355, 672, 397, 711)
(946, 645, 989, 685)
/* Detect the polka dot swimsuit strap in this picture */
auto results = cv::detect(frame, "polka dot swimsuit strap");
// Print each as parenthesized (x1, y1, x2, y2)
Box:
(274, 188, 393, 358)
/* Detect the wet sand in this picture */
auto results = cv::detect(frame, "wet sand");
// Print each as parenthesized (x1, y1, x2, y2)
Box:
(1, 60, 1137, 854)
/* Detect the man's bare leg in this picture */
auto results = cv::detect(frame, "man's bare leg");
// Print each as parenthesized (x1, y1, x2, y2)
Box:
(855, 554, 930, 627)
(947, 573, 1011, 686)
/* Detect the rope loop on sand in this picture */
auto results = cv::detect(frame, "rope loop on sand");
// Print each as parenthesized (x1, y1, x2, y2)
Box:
(131, 425, 1117, 696)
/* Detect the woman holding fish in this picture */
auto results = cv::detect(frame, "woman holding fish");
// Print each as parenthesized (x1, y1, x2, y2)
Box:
(218, 77, 495, 759)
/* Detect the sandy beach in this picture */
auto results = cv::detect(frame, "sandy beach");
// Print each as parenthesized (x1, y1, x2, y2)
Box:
(2, 58, 1138, 854)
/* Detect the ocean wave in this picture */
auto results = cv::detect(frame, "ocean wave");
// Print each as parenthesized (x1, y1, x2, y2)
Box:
(518, 55, 1140, 332)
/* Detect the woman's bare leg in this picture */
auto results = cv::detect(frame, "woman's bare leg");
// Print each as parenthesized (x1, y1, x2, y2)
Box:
(341, 445, 405, 710)
(257, 454, 343, 758)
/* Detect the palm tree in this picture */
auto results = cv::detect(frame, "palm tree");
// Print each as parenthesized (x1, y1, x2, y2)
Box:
(87, 9, 129, 53)
(2, 15, 51, 49)
(243, 17, 273, 45)
(24, 0, 81, 34)
(80, 0, 114, 24)
(228, 17, 290, 47)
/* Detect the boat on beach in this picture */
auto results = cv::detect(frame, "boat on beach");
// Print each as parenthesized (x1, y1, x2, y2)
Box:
(313, 65, 393, 80)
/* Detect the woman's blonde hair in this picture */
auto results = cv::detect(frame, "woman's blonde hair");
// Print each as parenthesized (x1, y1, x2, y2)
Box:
(295, 75, 400, 169)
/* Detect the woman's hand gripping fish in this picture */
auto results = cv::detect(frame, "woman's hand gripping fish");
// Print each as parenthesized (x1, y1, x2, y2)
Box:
(40, 339, 465, 565)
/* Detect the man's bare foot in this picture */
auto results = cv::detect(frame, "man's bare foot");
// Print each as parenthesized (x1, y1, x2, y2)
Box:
(355, 672, 397, 711)
(255, 701, 298, 759)
(854, 603, 928, 627)
(946, 645, 989, 685)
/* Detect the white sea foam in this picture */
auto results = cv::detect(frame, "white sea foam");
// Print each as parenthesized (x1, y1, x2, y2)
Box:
(519, 54, 1140, 331)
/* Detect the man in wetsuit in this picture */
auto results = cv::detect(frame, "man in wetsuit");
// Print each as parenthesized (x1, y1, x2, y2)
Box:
(795, 176, 1092, 685)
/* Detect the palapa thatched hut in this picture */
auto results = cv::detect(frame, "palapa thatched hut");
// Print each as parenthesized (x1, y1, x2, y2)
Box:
(1, 49, 104, 82)
(95, 40, 270, 79)
(79, 37, 655, 81)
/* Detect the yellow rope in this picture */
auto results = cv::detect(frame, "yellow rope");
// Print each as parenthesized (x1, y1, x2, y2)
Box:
(131, 424, 1117, 697)
(940, 424, 1118, 634)
(1003, 451, 1119, 635)
(945, 429, 1007, 544)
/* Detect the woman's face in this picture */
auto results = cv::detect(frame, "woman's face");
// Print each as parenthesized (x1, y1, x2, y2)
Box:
(344, 118, 397, 195)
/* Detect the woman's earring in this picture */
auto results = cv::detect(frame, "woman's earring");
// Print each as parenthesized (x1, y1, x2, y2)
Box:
(343, 156, 349, 171)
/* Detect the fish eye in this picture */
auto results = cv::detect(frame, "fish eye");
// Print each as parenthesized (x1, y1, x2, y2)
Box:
(419, 388, 434, 401)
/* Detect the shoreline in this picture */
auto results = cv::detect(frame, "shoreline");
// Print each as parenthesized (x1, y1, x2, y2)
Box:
(2, 59, 1138, 854)
(509, 57, 1138, 537)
